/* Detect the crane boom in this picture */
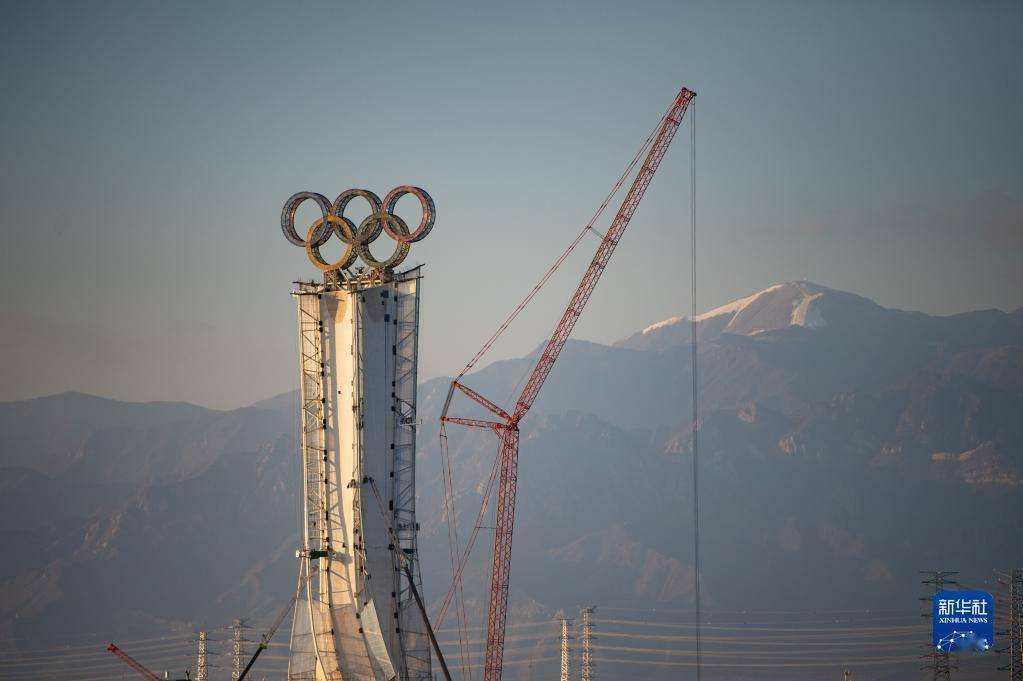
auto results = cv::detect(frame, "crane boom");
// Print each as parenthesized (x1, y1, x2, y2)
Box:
(442, 85, 695, 681)
(236, 598, 295, 681)
(107, 643, 164, 681)
(512, 87, 695, 421)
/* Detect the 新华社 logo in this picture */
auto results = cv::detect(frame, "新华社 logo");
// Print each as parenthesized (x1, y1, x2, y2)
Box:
(933, 590, 994, 653)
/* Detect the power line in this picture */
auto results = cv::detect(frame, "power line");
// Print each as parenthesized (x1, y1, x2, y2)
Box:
(591, 643, 916, 658)
(589, 655, 922, 669)
(0, 642, 196, 665)
(591, 632, 924, 649)
(0, 634, 194, 656)
(688, 86, 702, 681)
(593, 618, 927, 633)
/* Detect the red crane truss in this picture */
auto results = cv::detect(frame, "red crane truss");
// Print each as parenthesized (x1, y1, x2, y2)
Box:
(107, 643, 163, 681)
(441, 85, 695, 681)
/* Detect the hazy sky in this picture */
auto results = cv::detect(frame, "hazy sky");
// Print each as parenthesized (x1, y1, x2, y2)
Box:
(2, 1, 1021, 408)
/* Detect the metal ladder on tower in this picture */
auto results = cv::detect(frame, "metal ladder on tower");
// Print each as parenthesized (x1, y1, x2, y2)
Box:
(298, 294, 328, 557)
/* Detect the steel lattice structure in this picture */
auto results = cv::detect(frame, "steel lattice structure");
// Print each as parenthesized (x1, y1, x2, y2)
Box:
(196, 631, 208, 681)
(558, 618, 573, 681)
(998, 569, 1023, 681)
(920, 571, 958, 681)
(441, 85, 696, 681)
(581, 607, 595, 681)
(287, 268, 432, 680)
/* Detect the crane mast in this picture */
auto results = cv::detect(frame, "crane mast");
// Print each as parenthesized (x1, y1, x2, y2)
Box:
(441, 85, 695, 681)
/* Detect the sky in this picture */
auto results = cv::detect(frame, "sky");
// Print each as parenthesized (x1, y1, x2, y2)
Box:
(1, 0, 1021, 409)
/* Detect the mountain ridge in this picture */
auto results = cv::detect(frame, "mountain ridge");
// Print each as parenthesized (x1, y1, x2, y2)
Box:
(617, 280, 1023, 352)
(1, 282, 1021, 680)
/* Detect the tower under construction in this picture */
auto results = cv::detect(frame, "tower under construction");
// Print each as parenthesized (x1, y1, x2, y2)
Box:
(280, 187, 437, 681)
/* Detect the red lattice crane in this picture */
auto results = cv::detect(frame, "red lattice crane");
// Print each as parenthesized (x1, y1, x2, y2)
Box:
(107, 643, 169, 681)
(440, 85, 695, 681)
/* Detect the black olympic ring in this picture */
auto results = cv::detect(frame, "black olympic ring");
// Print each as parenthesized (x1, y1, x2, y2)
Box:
(282, 186, 435, 272)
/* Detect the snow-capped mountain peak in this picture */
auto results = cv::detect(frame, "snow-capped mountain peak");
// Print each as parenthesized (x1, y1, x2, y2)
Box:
(641, 315, 685, 335)
(690, 283, 788, 323)
(618, 281, 879, 351)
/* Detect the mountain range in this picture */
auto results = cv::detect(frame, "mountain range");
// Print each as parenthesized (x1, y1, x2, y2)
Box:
(2, 280, 1021, 680)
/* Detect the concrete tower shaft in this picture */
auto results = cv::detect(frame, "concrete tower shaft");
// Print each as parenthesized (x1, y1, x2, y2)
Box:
(288, 268, 430, 681)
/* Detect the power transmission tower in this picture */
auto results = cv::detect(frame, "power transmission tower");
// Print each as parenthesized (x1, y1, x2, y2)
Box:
(580, 607, 595, 681)
(997, 568, 1023, 681)
(842, 670, 851, 681)
(195, 631, 208, 681)
(921, 571, 959, 681)
(230, 619, 251, 681)
(558, 617, 573, 681)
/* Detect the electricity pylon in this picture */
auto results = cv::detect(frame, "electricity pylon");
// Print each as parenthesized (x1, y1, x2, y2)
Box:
(230, 619, 252, 681)
(195, 631, 208, 681)
(997, 569, 1023, 681)
(558, 617, 573, 681)
(921, 571, 959, 681)
(580, 607, 595, 681)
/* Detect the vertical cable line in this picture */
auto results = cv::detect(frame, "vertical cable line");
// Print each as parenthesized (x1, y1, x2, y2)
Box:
(689, 101, 702, 681)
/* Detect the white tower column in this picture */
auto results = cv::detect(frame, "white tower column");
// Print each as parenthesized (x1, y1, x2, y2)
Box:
(288, 269, 430, 681)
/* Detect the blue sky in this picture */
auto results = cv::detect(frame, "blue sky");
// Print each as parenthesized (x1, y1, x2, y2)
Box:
(2, 0, 1021, 407)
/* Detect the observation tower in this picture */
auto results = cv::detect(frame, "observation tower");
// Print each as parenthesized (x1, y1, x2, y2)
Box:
(280, 187, 436, 681)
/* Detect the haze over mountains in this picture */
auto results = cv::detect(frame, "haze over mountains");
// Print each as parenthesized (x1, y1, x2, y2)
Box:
(2, 281, 1021, 679)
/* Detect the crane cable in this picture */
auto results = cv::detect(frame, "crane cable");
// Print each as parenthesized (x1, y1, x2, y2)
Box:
(689, 100, 702, 681)
(452, 99, 673, 382)
(435, 429, 503, 629)
(438, 424, 472, 678)
(433, 98, 680, 674)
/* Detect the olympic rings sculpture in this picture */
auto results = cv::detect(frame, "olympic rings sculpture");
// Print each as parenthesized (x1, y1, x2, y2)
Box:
(281, 186, 435, 272)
